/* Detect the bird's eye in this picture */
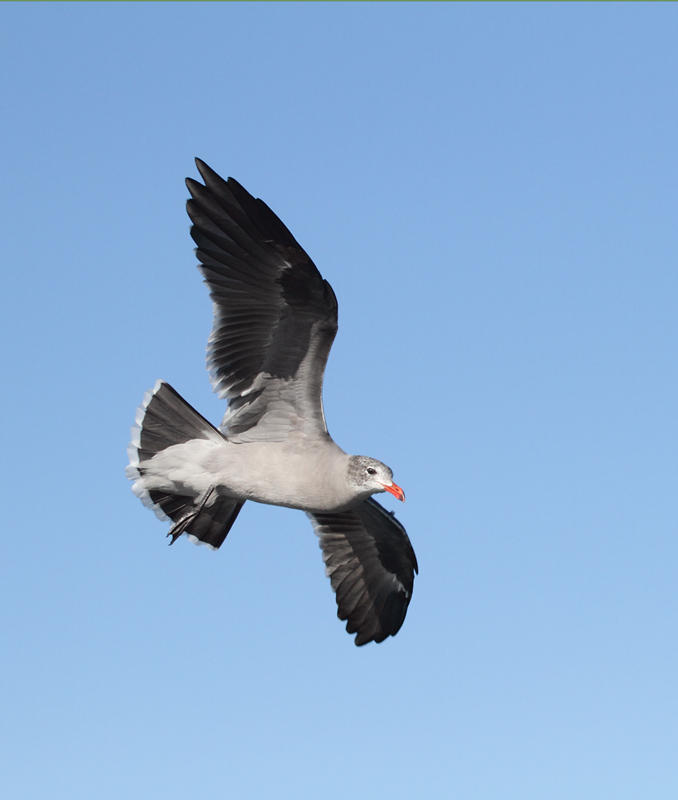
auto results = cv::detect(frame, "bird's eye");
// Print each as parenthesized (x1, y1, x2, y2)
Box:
(367, 467, 377, 475)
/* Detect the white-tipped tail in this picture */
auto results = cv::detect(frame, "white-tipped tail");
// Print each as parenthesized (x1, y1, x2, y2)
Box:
(126, 381, 244, 549)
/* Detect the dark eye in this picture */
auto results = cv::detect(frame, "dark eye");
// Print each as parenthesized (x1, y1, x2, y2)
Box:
(367, 467, 377, 475)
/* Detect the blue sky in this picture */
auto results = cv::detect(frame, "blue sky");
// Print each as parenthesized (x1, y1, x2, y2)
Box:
(1, 3, 677, 798)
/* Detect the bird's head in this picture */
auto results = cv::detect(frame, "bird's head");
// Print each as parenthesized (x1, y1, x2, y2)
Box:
(347, 455, 405, 502)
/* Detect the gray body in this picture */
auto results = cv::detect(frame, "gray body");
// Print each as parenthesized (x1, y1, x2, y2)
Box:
(140, 437, 364, 513)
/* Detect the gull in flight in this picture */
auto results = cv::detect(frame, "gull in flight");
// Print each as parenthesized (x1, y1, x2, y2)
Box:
(127, 160, 418, 645)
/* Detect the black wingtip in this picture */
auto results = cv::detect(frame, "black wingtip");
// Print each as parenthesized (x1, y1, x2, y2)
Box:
(194, 157, 210, 182)
(194, 157, 229, 188)
(191, 157, 207, 185)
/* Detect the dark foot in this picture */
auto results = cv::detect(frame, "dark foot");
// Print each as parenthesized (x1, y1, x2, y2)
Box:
(166, 486, 216, 545)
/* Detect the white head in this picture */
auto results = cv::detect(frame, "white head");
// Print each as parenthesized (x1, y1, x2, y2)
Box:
(346, 455, 405, 502)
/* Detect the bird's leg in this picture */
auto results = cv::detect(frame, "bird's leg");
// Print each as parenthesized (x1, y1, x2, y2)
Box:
(167, 486, 216, 545)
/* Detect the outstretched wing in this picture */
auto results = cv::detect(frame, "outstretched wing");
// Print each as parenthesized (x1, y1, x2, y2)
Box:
(308, 498, 418, 646)
(186, 159, 338, 443)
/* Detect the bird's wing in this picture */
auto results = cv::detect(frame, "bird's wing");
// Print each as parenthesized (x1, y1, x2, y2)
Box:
(186, 159, 338, 443)
(307, 498, 418, 646)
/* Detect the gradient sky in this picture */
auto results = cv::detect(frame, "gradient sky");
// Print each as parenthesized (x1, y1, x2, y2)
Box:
(1, 3, 677, 799)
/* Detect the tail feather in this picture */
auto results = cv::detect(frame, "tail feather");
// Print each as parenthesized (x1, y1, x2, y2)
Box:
(128, 380, 223, 468)
(127, 380, 244, 549)
(185, 497, 245, 549)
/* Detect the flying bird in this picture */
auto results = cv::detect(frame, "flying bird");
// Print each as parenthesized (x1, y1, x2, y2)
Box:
(127, 160, 418, 645)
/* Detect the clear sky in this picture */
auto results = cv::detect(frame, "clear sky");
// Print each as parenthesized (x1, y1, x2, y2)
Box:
(1, 3, 677, 799)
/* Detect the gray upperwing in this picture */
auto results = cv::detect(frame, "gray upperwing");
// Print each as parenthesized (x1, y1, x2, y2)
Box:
(307, 498, 418, 646)
(186, 160, 338, 443)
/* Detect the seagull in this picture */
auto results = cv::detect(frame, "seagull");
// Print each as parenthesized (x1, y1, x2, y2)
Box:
(127, 159, 418, 645)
